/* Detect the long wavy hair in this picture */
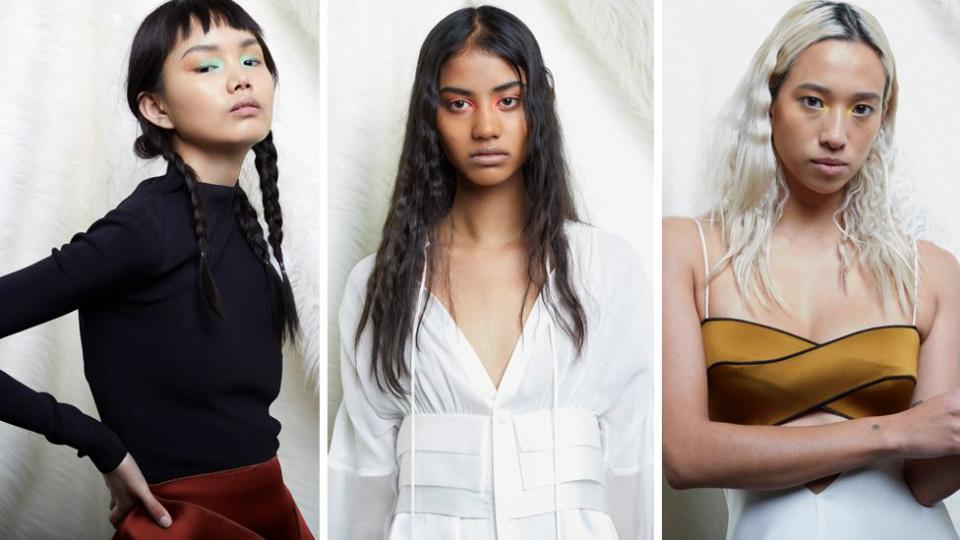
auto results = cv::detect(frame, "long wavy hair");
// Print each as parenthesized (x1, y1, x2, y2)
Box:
(127, 0, 299, 340)
(358, 6, 586, 396)
(706, 0, 914, 312)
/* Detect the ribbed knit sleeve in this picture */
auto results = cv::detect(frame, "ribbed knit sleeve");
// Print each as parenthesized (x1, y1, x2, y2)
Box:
(0, 205, 163, 472)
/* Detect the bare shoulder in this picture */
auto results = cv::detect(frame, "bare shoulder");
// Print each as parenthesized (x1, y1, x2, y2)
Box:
(664, 216, 711, 300)
(663, 215, 698, 239)
(663, 216, 700, 249)
(919, 240, 960, 300)
(663, 216, 706, 270)
(918, 241, 960, 334)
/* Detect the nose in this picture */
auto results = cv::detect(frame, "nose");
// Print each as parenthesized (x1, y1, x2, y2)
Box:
(471, 102, 501, 140)
(819, 108, 847, 151)
(229, 73, 252, 93)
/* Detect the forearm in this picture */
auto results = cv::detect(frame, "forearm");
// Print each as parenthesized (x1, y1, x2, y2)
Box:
(665, 415, 898, 490)
(0, 369, 126, 472)
(904, 456, 960, 506)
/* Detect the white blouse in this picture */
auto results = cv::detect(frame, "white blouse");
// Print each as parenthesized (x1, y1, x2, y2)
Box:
(329, 223, 652, 540)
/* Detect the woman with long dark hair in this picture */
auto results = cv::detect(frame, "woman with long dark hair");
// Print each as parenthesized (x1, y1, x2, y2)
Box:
(329, 6, 650, 539)
(0, 1, 312, 537)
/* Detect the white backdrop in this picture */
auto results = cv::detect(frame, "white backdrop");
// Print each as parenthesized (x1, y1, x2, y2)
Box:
(663, 1, 960, 538)
(0, 0, 318, 536)
(327, 0, 654, 437)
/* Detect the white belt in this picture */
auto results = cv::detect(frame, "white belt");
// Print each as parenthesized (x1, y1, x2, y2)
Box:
(394, 408, 609, 520)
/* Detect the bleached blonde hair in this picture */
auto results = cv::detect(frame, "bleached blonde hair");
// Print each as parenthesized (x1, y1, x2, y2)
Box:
(707, 0, 915, 313)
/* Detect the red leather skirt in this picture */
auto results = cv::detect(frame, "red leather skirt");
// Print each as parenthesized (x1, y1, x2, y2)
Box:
(113, 456, 314, 540)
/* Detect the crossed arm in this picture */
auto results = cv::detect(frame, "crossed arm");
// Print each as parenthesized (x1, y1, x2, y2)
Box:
(663, 217, 960, 506)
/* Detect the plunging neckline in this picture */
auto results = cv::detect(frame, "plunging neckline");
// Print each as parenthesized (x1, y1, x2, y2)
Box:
(426, 289, 546, 398)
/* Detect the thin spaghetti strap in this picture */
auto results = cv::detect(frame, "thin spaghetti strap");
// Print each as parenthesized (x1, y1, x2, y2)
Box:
(692, 218, 710, 319)
(912, 239, 919, 326)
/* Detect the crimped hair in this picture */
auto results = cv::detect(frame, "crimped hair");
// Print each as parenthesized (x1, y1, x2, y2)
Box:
(357, 6, 586, 396)
(706, 0, 914, 312)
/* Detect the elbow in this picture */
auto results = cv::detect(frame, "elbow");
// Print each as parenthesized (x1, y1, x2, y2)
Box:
(907, 483, 938, 508)
(664, 421, 717, 490)
(663, 443, 704, 490)
(904, 464, 940, 508)
(664, 463, 693, 491)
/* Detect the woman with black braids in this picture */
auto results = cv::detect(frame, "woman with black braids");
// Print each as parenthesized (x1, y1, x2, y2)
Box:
(0, 1, 312, 538)
(328, 6, 651, 540)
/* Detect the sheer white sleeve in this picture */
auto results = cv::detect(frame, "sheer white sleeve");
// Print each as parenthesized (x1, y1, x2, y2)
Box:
(328, 261, 401, 540)
(596, 244, 653, 540)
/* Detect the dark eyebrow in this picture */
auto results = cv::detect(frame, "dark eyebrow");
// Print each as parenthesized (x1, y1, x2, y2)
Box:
(439, 85, 472, 97)
(493, 80, 522, 93)
(181, 44, 219, 60)
(180, 37, 261, 60)
(438, 80, 523, 96)
(851, 91, 882, 102)
(796, 82, 881, 102)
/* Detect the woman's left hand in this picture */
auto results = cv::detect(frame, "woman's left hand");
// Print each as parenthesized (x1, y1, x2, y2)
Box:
(103, 452, 172, 529)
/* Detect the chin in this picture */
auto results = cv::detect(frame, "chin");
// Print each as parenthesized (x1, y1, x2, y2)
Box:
(796, 177, 852, 196)
(219, 131, 271, 150)
(461, 164, 524, 187)
(461, 172, 513, 188)
(237, 127, 272, 146)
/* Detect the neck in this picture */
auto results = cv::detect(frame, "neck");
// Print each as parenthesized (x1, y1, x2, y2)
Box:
(445, 170, 527, 248)
(777, 173, 846, 242)
(172, 137, 248, 187)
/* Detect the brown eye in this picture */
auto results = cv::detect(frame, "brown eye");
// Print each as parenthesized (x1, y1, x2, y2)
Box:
(800, 96, 823, 109)
(449, 99, 470, 111)
(852, 103, 875, 117)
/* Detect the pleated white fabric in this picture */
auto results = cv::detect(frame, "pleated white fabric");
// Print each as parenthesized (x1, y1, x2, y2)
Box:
(328, 223, 652, 540)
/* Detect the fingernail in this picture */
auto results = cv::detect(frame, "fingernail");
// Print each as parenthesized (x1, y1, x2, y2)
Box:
(159, 515, 172, 528)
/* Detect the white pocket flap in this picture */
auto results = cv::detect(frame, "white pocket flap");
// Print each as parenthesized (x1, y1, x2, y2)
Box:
(513, 408, 602, 452)
(518, 445, 606, 490)
(396, 414, 488, 456)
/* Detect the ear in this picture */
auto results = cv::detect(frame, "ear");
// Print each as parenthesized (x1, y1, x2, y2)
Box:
(138, 92, 175, 130)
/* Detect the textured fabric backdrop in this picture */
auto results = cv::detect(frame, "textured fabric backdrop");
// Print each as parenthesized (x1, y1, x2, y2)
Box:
(327, 0, 654, 441)
(663, 1, 960, 538)
(0, 0, 318, 537)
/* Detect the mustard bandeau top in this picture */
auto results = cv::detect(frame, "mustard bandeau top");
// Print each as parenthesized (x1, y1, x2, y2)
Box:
(691, 219, 920, 426)
(702, 318, 919, 425)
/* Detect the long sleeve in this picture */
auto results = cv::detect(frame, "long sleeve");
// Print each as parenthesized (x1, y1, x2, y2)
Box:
(0, 205, 163, 473)
(593, 236, 653, 540)
(328, 257, 402, 540)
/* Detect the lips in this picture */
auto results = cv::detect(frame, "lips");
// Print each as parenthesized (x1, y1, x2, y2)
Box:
(810, 157, 848, 177)
(469, 149, 509, 166)
(230, 97, 261, 117)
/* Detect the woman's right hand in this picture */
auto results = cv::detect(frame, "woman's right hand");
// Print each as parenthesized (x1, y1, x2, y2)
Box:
(103, 453, 172, 530)
(889, 388, 960, 459)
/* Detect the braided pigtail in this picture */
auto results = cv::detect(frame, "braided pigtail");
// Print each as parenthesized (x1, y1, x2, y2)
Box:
(251, 131, 300, 340)
(134, 126, 224, 318)
(232, 185, 286, 338)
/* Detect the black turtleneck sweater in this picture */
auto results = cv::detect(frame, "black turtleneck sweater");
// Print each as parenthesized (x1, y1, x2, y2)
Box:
(0, 164, 283, 483)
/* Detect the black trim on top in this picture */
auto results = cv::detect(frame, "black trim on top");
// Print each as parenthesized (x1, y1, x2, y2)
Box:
(818, 406, 853, 420)
(702, 317, 818, 345)
(770, 374, 917, 426)
(704, 320, 919, 370)
(702, 317, 919, 346)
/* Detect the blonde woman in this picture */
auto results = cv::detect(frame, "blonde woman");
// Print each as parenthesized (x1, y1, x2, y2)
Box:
(664, 2, 960, 538)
